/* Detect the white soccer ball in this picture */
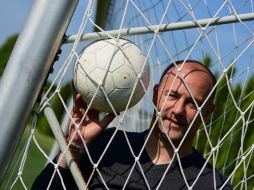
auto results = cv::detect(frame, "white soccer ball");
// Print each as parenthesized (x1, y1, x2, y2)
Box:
(73, 38, 150, 113)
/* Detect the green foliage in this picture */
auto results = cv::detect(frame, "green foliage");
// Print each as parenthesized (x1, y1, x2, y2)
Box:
(0, 34, 18, 75)
(0, 126, 54, 190)
(36, 81, 73, 136)
(0, 34, 73, 188)
(0, 33, 73, 136)
(194, 56, 254, 188)
(203, 55, 211, 68)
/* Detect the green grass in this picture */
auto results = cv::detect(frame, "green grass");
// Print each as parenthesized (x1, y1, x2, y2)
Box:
(0, 127, 54, 190)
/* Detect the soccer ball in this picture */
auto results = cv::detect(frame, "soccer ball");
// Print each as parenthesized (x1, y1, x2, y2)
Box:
(73, 38, 150, 113)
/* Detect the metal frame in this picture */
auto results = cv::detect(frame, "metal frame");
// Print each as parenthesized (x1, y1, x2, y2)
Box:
(65, 12, 254, 42)
(0, 0, 79, 184)
(43, 101, 87, 189)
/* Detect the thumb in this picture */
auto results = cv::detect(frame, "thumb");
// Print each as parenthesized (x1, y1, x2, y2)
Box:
(73, 93, 87, 112)
(100, 113, 116, 129)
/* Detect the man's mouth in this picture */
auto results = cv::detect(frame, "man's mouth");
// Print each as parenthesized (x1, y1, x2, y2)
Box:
(165, 118, 186, 128)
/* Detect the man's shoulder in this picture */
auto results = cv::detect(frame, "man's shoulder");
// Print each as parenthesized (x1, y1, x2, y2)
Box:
(187, 148, 210, 167)
(185, 149, 220, 173)
(182, 148, 232, 189)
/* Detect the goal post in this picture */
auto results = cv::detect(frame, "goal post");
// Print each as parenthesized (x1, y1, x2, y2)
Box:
(0, 0, 78, 183)
(66, 12, 254, 43)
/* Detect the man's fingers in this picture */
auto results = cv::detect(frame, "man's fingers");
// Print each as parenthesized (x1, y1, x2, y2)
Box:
(100, 113, 116, 129)
(73, 93, 87, 112)
(68, 118, 85, 146)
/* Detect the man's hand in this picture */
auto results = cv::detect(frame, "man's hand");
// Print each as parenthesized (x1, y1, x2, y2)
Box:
(68, 93, 116, 147)
(58, 93, 116, 168)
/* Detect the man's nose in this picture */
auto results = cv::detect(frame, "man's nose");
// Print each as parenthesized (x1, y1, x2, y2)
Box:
(172, 98, 185, 116)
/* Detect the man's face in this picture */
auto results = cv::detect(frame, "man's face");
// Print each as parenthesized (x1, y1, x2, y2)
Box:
(155, 62, 214, 146)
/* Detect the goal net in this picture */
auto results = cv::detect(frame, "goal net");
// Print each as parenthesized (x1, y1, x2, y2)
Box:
(1, 0, 254, 189)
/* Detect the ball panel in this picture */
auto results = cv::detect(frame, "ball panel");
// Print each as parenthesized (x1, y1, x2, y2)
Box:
(108, 88, 131, 111)
(140, 62, 150, 90)
(87, 68, 116, 96)
(85, 93, 111, 113)
(108, 50, 126, 72)
(79, 53, 97, 74)
(73, 64, 89, 97)
(112, 64, 136, 89)
(129, 79, 146, 107)
(107, 40, 133, 72)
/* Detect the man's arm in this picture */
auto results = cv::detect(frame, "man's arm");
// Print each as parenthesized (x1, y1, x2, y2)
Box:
(32, 93, 116, 189)
(31, 161, 78, 190)
(58, 93, 115, 168)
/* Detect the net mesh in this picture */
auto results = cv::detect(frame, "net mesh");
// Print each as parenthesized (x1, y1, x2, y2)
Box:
(2, 0, 254, 189)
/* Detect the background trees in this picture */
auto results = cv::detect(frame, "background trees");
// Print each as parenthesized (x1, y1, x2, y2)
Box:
(194, 56, 254, 188)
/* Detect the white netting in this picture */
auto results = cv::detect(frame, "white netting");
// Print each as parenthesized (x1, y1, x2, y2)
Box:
(2, 0, 254, 189)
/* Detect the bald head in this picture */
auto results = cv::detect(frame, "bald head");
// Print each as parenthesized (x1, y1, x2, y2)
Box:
(159, 60, 216, 103)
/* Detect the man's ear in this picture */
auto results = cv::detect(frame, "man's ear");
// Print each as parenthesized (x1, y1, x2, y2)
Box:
(153, 84, 159, 105)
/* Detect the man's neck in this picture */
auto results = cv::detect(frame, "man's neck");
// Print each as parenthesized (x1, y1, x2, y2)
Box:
(145, 128, 193, 165)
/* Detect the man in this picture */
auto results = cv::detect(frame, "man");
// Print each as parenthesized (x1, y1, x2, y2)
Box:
(32, 60, 232, 189)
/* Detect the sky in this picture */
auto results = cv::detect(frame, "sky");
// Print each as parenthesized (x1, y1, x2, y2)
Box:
(0, 1, 33, 45)
(0, 0, 253, 83)
(0, 0, 95, 81)
(0, 1, 95, 45)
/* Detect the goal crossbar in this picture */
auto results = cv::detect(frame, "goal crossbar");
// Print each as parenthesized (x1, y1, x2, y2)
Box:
(65, 13, 254, 43)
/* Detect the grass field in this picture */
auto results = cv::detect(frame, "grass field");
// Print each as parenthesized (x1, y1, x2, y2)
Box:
(0, 126, 54, 190)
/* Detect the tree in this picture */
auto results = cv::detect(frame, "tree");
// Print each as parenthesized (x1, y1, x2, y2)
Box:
(0, 34, 73, 136)
(36, 82, 73, 136)
(194, 55, 254, 188)
(0, 34, 18, 76)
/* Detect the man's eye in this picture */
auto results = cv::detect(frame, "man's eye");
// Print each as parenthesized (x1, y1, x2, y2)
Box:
(167, 94, 177, 99)
(188, 101, 197, 109)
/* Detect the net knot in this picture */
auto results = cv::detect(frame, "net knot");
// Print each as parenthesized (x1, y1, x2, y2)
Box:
(211, 147, 216, 152)
(98, 82, 103, 87)
(154, 28, 159, 34)
(54, 163, 59, 169)
(30, 128, 35, 135)
(137, 73, 142, 79)
(157, 111, 161, 117)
